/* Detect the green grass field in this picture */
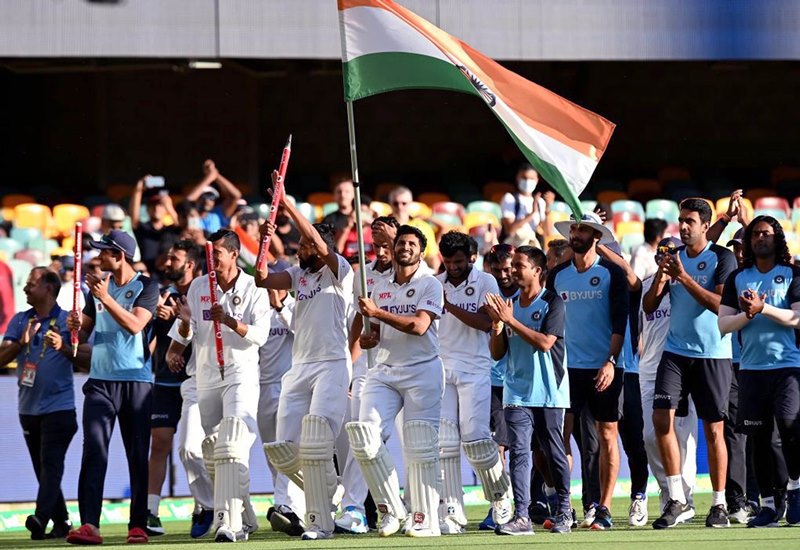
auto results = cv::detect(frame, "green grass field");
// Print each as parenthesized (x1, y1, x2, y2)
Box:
(1, 495, 796, 550)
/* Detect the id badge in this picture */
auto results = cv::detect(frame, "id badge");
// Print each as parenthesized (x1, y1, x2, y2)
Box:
(21, 361, 37, 387)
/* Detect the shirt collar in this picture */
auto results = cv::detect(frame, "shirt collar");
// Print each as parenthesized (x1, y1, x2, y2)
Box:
(392, 263, 428, 286)
(25, 303, 62, 322)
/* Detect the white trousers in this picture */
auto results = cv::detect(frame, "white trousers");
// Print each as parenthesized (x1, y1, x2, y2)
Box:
(177, 377, 213, 510)
(339, 358, 370, 512)
(441, 368, 492, 442)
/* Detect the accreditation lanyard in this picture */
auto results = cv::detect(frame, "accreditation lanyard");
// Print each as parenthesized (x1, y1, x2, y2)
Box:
(21, 317, 58, 388)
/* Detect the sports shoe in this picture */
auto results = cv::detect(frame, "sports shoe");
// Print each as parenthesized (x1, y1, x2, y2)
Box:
(145, 513, 164, 536)
(47, 520, 73, 539)
(705, 504, 730, 528)
(406, 512, 440, 537)
(335, 506, 370, 534)
(728, 500, 755, 524)
(787, 488, 800, 526)
(529, 501, 549, 525)
(301, 525, 333, 540)
(494, 515, 534, 536)
(67, 524, 103, 545)
(215, 525, 236, 543)
(653, 499, 694, 529)
(628, 493, 648, 527)
(190, 509, 214, 539)
(268, 504, 305, 536)
(126, 527, 148, 544)
(25, 515, 45, 540)
(492, 497, 513, 526)
(439, 516, 465, 535)
(478, 508, 496, 531)
(747, 506, 780, 528)
(241, 518, 258, 540)
(544, 508, 578, 531)
(549, 512, 572, 534)
(590, 506, 613, 530)
(378, 511, 401, 537)
(580, 503, 597, 528)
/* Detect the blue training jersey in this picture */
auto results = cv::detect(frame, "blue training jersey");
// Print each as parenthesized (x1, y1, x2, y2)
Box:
(83, 272, 159, 382)
(503, 288, 569, 408)
(721, 264, 800, 371)
(547, 256, 628, 369)
(491, 287, 520, 387)
(664, 242, 736, 359)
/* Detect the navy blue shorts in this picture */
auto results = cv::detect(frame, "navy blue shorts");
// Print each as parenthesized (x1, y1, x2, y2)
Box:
(568, 367, 623, 423)
(150, 384, 182, 430)
(737, 368, 800, 433)
(653, 351, 732, 422)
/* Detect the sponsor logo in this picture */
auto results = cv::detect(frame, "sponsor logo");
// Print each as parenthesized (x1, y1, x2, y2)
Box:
(743, 419, 764, 427)
(413, 512, 426, 525)
(269, 327, 290, 336)
(96, 301, 104, 312)
(654, 393, 671, 401)
(381, 304, 417, 314)
(202, 309, 212, 321)
(590, 276, 600, 286)
(125, 290, 134, 299)
(645, 309, 671, 321)
(377, 504, 388, 514)
(151, 414, 169, 420)
(563, 290, 604, 300)
(452, 302, 478, 312)
(406, 288, 416, 298)
(309, 514, 316, 523)
(775, 275, 785, 284)
(297, 285, 321, 301)
(378, 292, 392, 300)
(697, 261, 707, 271)
(200, 295, 211, 303)
(560, 291, 569, 302)
(465, 287, 475, 296)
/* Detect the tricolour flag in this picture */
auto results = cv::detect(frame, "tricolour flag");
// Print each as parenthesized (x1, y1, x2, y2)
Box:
(338, 0, 615, 216)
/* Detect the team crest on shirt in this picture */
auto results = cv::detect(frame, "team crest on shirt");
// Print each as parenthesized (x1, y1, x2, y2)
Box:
(125, 290, 133, 299)
(406, 288, 416, 298)
(532, 311, 542, 320)
(775, 275, 785, 284)
(590, 276, 600, 286)
(465, 287, 475, 296)
(697, 261, 707, 271)
(232, 295, 242, 306)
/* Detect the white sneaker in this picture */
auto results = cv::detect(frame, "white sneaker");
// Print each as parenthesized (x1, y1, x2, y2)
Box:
(492, 498, 513, 526)
(401, 513, 412, 534)
(378, 513, 401, 537)
(334, 507, 369, 534)
(628, 494, 648, 527)
(406, 512, 440, 537)
(580, 504, 597, 528)
(301, 525, 333, 540)
(214, 525, 236, 543)
(439, 516, 465, 535)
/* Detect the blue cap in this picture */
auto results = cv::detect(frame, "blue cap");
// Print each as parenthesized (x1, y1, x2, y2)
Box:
(89, 230, 138, 261)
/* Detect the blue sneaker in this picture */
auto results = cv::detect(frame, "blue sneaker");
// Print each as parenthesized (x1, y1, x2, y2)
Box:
(478, 507, 496, 531)
(590, 506, 613, 530)
(747, 506, 779, 528)
(787, 488, 800, 526)
(334, 506, 370, 534)
(190, 509, 214, 539)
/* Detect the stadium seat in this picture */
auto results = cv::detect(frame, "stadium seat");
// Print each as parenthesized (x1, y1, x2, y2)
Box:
(2, 194, 36, 208)
(615, 220, 644, 239)
(463, 211, 500, 231)
(627, 178, 662, 201)
(646, 199, 680, 223)
(744, 187, 775, 203)
(621, 233, 645, 255)
(754, 196, 791, 217)
(596, 190, 628, 204)
(407, 218, 439, 258)
(14, 248, 46, 267)
(373, 183, 400, 202)
(7, 259, 33, 313)
(83, 216, 102, 234)
(592, 178, 625, 191)
(9, 227, 42, 248)
(610, 200, 646, 220)
(306, 192, 334, 206)
(27, 237, 60, 257)
(612, 211, 642, 226)
(771, 166, 800, 186)
(369, 201, 392, 217)
(467, 201, 503, 221)
(431, 201, 465, 220)
(753, 208, 788, 221)
(720, 221, 743, 246)
(581, 200, 598, 213)
(50, 246, 72, 258)
(482, 181, 515, 201)
(295, 202, 319, 223)
(13, 203, 53, 235)
(665, 222, 680, 238)
(715, 196, 754, 221)
(430, 213, 462, 230)
(778, 219, 793, 233)
(547, 211, 571, 224)
(321, 202, 339, 218)
(0, 206, 15, 222)
(657, 167, 691, 183)
(408, 201, 432, 219)
(0, 237, 24, 258)
(550, 201, 572, 214)
(53, 204, 91, 238)
(416, 192, 450, 206)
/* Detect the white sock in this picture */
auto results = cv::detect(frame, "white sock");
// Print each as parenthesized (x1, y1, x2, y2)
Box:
(544, 485, 556, 497)
(762, 496, 775, 511)
(788, 478, 800, 491)
(148, 494, 161, 515)
(666, 475, 686, 504)
(712, 491, 726, 508)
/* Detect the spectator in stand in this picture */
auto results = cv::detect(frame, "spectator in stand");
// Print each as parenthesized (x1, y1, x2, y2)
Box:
(95, 204, 127, 237)
(388, 186, 414, 225)
(130, 177, 181, 278)
(388, 186, 440, 271)
(500, 164, 553, 248)
(184, 160, 243, 234)
(273, 203, 301, 260)
(0, 258, 13, 333)
(175, 201, 207, 245)
(322, 177, 356, 232)
(54, 256, 86, 313)
(631, 219, 667, 280)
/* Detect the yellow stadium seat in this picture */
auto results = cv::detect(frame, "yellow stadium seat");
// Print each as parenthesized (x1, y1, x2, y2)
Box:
(416, 192, 450, 206)
(53, 204, 90, 238)
(2, 194, 35, 208)
(547, 211, 570, 224)
(615, 220, 645, 239)
(406, 218, 438, 259)
(463, 211, 500, 231)
(62, 236, 75, 252)
(50, 246, 73, 258)
(306, 192, 334, 206)
(779, 219, 793, 234)
(715, 196, 754, 221)
(408, 201, 432, 220)
(0, 206, 14, 222)
(370, 201, 392, 217)
(13, 203, 53, 234)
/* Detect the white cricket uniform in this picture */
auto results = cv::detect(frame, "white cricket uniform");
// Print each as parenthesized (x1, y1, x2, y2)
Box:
(176, 376, 214, 510)
(437, 268, 499, 442)
(339, 261, 394, 513)
(639, 275, 697, 508)
(168, 270, 270, 439)
(275, 255, 354, 442)
(257, 296, 305, 513)
(359, 267, 445, 441)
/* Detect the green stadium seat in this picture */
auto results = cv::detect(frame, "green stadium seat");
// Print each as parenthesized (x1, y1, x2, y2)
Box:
(611, 200, 646, 220)
(621, 233, 645, 255)
(9, 227, 42, 247)
(646, 200, 680, 224)
(753, 208, 787, 220)
(0, 237, 24, 258)
(321, 202, 339, 217)
(466, 201, 502, 221)
(7, 258, 33, 313)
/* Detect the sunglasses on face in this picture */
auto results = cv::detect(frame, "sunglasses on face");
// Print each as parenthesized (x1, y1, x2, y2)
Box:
(392, 201, 409, 206)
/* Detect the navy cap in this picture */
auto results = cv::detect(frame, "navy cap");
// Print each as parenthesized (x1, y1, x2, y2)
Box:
(89, 230, 138, 261)
(655, 236, 682, 261)
(727, 228, 745, 247)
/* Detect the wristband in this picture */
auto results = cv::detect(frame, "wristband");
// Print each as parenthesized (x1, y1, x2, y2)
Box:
(492, 321, 504, 332)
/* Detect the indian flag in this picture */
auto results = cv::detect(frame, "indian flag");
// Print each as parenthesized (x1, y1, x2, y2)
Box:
(338, 0, 615, 216)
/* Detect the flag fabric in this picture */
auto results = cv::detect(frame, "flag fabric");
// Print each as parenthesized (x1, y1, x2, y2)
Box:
(338, 0, 615, 216)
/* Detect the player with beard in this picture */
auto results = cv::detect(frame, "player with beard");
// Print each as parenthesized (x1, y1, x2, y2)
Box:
(547, 213, 628, 530)
(145, 241, 208, 536)
(256, 172, 355, 540)
(347, 225, 445, 537)
(435, 231, 511, 534)
(336, 216, 399, 534)
(719, 216, 800, 527)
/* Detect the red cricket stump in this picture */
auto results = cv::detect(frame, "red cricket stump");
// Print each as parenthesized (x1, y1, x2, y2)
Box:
(205, 241, 226, 379)
(256, 134, 292, 271)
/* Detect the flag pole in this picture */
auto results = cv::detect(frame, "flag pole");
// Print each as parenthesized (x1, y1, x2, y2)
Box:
(345, 101, 374, 369)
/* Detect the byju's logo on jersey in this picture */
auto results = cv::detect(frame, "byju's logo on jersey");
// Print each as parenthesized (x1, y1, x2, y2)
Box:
(775, 275, 785, 284)
(697, 261, 707, 271)
(590, 276, 601, 286)
(465, 287, 475, 296)
(406, 288, 416, 298)
(202, 309, 212, 320)
(560, 291, 569, 302)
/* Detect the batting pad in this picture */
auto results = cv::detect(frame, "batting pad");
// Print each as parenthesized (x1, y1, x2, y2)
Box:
(213, 416, 250, 533)
(463, 438, 511, 502)
(201, 433, 218, 483)
(404, 421, 440, 534)
(299, 415, 335, 533)
(345, 421, 407, 518)
(438, 418, 467, 525)
(264, 441, 304, 489)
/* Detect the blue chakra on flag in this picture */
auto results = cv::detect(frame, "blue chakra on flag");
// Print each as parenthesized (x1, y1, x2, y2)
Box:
(697, 261, 707, 271)
(406, 288, 416, 298)
(590, 276, 600, 286)
(456, 64, 497, 107)
(465, 287, 475, 296)
(775, 275, 785, 284)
